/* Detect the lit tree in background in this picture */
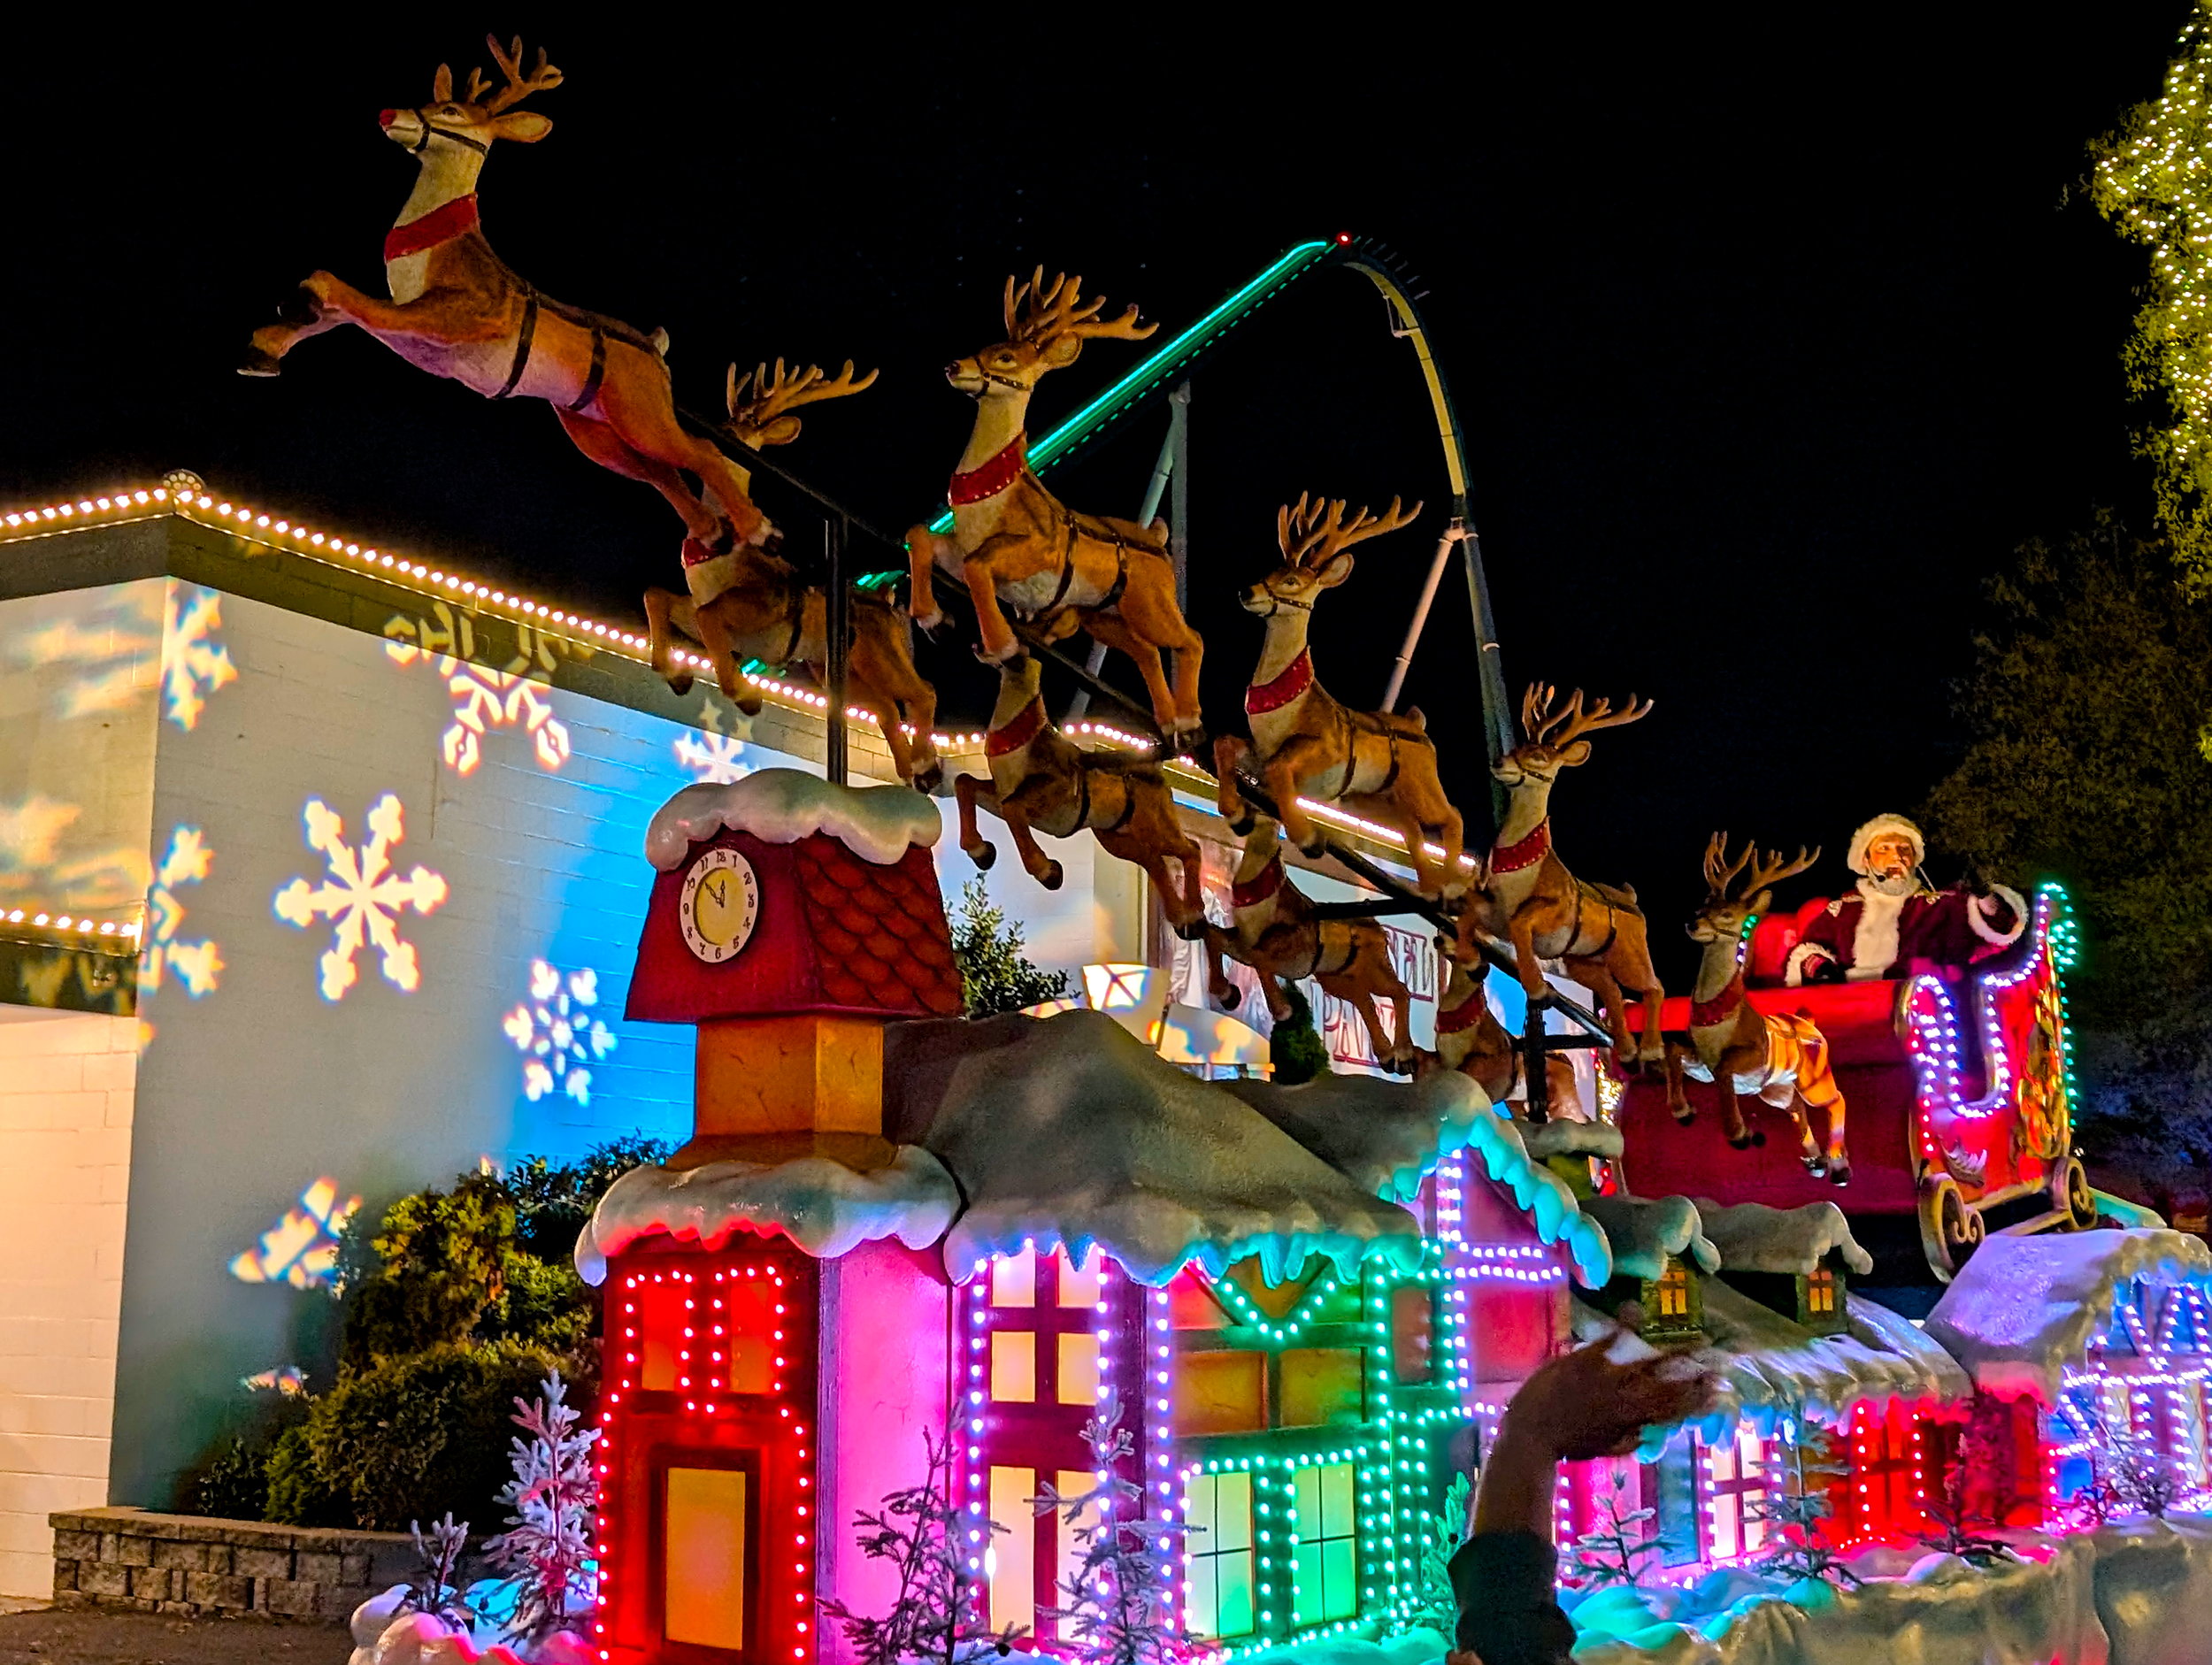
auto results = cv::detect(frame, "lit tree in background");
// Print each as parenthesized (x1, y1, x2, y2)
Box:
(2094, 7, 2212, 595)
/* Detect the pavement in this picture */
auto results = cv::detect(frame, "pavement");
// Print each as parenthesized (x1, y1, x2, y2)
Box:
(0, 1605, 350, 1663)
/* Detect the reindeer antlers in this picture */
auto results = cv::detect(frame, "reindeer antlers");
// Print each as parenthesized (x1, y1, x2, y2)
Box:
(1276, 494, 1424, 568)
(1701, 832, 1820, 901)
(1518, 683, 1655, 748)
(724, 358, 879, 445)
(1002, 270, 1156, 349)
(480, 35, 563, 113)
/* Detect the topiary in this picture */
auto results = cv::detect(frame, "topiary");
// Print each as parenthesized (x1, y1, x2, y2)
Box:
(283, 1339, 566, 1532)
(1269, 982, 1331, 1085)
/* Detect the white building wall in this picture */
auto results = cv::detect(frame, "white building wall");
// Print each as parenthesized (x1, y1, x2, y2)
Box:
(0, 1006, 135, 1598)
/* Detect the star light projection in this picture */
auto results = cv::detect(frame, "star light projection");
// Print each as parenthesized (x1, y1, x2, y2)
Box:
(229, 1177, 360, 1288)
(273, 793, 448, 1000)
(503, 959, 616, 1104)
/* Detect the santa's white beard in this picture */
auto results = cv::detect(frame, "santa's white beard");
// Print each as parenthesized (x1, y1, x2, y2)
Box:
(1863, 869, 1917, 898)
(1850, 879, 1910, 978)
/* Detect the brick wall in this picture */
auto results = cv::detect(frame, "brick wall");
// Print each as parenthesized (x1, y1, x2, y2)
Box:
(0, 1009, 137, 1599)
(50, 1506, 410, 1620)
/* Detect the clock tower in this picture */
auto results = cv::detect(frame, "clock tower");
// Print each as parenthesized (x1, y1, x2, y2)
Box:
(627, 770, 964, 1171)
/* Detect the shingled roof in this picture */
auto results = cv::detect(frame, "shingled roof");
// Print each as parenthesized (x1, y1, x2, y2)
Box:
(796, 836, 963, 1014)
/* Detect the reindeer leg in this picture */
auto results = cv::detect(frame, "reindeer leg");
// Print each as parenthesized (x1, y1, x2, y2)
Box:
(954, 774, 998, 870)
(997, 800, 1063, 891)
(588, 370, 770, 546)
(1201, 925, 1241, 1010)
(1565, 955, 1635, 1070)
(1797, 1033, 1849, 1185)
(903, 526, 957, 633)
(242, 272, 447, 373)
(1262, 734, 1342, 856)
(1081, 612, 1179, 742)
(1663, 1040, 1694, 1125)
(643, 587, 697, 695)
(1213, 736, 1255, 832)
(853, 610, 943, 793)
(962, 533, 1029, 664)
(687, 604, 762, 718)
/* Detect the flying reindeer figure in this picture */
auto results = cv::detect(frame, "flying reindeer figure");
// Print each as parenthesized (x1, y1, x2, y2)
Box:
(1430, 960, 1580, 1117)
(955, 656, 1205, 932)
(1204, 817, 1416, 1075)
(643, 361, 946, 789)
(905, 272, 1206, 742)
(1212, 496, 1468, 900)
(242, 37, 772, 559)
(1666, 835, 1851, 1184)
(1450, 685, 1663, 1068)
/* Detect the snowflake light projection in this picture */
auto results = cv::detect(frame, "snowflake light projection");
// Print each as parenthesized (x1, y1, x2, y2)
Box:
(160, 585, 236, 730)
(142, 826, 221, 998)
(673, 731, 752, 784)
(385, 602, 572, 776)
(230, 1176, 360, 1289)
(273, 794, 448, 1000)
(503, 959, 616, 1104)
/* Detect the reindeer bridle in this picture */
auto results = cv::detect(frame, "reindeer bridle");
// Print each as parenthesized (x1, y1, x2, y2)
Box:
(407, 117, 491, 156)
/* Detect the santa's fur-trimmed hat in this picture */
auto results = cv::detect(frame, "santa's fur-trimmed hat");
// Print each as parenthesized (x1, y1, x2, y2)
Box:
(1847, 812, 1924, 875)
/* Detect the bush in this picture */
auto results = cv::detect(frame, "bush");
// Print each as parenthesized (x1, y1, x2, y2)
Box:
(504, 1135, 672, 1263)
(270, 1340, 567, 1532)
(264, 1423, 349, 1528)
(1269, 983, 1331, 1085)
(344, 1172, 519, 1363)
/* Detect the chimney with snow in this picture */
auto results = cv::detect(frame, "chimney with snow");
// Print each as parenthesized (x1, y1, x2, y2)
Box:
(626, 771, 964, 1170)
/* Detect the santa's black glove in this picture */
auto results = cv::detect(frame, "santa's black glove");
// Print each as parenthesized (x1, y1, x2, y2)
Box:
(1808, 957, 1846, 986)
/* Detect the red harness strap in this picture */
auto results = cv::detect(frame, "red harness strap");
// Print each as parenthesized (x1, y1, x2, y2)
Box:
(1230, 859, 1286, 909)
(1490, 818, 1551, 874)
(986, 700, 1046, 756)
(384, 194, 480, 261)
(1689, 971, 1746, 1030)
(949, 435, 1027, 506)
(1245, 649, 1314, 716)
(1433, 994, 1487, 1036)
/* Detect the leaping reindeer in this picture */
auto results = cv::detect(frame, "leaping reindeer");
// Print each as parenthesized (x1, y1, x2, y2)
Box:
(1213, 497, 1467, 900)
(1431, 960, 1580, 1116)
(905, 272, 1206, 741)
(643, 361, 946, 788)
(242, 37, 773, 558)
(956, 656, 1205, 932)
(1667, 836, 1851, 1184)
(1204, 817, 1416, 1074)
(1451, 685, 1663, 1067)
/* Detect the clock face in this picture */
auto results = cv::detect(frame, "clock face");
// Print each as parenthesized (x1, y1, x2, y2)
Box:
(678, 848, 761, 965)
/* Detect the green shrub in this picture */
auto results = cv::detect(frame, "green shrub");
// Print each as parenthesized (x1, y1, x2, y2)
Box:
(483, 1252, 595, 1357)
(344, 1172, 518, 1363)
(504, 1134, 672, 1262)
(263, 1423, 348, 1528)
(277, 1339, 565, 1531)
(1269, 983, 1331, 1085)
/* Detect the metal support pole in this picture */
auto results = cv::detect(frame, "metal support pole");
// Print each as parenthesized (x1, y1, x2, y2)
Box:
(1381, 518, 1464, 712)
(1462, 526, 1513, 832)
(1521, 996, 1552, 1123)
(1066, 386, 1188, 725)
(825, 516, 849, 785)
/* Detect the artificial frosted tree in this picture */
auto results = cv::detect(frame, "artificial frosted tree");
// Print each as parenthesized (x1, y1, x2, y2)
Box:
(406, 1512, 473, 1628)
(1032, 1393, 1188, 1665)
(1402, 1472, 1472, 1635)
(1570, 1468, 1659, 1588)
(822, 1431, 1018, 1665)
(483, 1373, 599, 1645)
(1917, 1398, 2015, 1565)
(1748, 1439, 1859, 1590)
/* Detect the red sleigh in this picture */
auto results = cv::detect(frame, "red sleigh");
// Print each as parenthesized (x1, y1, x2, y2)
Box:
(1616, 885, 2088, 1282)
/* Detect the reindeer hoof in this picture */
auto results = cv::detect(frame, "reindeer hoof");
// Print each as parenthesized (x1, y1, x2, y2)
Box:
(1671, 1108, 1696, 1126)
(1297, 834, 1327, 859)
(973, 639, 1019, 667)
(1826, 1162, 1851, 1187)
(912, 762, 944, 794)
(237, 348, 283, 378)
(1041, 860, 1064, 891)
(1226, 809, 1256, 837)
(1751, 1131, 1767, 1147)
(1727, 1132, 1757, 1150)
(970, 842, 997, 872)
(666, 671, 695, 697)
(913, 608, 947, 636)
(737, 694, 764, 717)
(276, 285, 324, 328)
(1801, 1156, 1827, 1178)
(1171, 917, 1209, 942)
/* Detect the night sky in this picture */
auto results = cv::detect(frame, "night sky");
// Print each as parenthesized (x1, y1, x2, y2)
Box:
(0, 14, 2184, 989)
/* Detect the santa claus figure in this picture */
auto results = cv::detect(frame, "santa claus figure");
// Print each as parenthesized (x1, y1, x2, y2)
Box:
(1785, 813, 2026, 986)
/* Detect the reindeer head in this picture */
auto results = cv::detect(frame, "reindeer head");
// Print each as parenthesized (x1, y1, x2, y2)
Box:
(1241, 495, 1422, 616)
(945, 271, 1155, 401)
(380, 36, 562, 157)
(1494, 685, 1653, 787)
(1688, 834, 1819, 945)
(724, 359, 878, 449)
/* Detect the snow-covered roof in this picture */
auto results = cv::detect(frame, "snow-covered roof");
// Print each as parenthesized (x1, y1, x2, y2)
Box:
(573, 1147, 959, 1283)
(1924, 1227, 2212, 1402)
(1583, 1194, 1721, 1281)
(1521, 1117, 1625, 1162)
(1465, 1109, 1614, 1288)
(1574, 1282, 1970, 1451)
(1220, 1068, 1484, 1205)
(645, 769, 941, 870)
(894, 1009, 1429, 1287)
(1696, 1200, 1874, 1277)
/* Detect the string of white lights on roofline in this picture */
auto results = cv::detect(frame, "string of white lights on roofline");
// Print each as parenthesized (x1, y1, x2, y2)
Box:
(1, 482, 1468, 879)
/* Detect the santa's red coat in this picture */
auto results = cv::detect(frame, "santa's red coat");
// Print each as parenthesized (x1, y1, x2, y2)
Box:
(1786, 881, 2023, 984)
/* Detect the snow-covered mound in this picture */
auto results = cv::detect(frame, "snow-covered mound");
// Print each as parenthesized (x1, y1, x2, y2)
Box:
(646, 769, 941, 870)
(1584, 1194, 1720, 1279)
(1521, 1116, 1625, 1162)
(1221, 1068, 1486, 1203)
(1695, 1199, 1874, 1277)
(573, 1147, 958, 1282)
(1924, 1226, 2212, 1402)
(349, 1587, 591, 1665)
(897, 1009, 1428, 1286)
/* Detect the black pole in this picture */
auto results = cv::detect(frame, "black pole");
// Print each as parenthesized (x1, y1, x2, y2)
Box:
(826, 516, 849, 785)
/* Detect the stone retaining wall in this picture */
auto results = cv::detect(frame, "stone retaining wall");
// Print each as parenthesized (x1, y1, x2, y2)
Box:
(49, 1506, 412, 1620)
